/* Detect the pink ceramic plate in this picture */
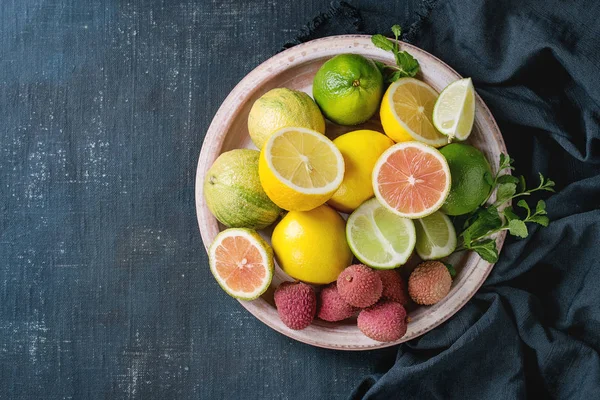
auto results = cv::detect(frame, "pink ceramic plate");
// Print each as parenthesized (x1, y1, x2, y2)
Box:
(195, 35, 507, 350)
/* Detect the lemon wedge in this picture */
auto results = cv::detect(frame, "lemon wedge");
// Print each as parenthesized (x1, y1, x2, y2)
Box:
(433, 77, 476, 141)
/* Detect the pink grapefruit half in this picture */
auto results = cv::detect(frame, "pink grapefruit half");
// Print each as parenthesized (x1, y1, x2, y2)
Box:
(209, 228, 274, 300)
(372, 142, 451, 219)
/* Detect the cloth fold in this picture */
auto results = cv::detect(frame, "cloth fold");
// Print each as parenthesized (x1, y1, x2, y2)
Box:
(290, 1, 600, 398)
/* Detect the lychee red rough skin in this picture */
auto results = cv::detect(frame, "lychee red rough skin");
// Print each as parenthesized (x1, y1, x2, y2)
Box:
(337, 264, 383, 308)
(377, 270, 409, 306)
(357, 301, 408, 342)
(317, 282, 357, 322)
(408, 261, 452, 305)
(274, 281, 316, 330)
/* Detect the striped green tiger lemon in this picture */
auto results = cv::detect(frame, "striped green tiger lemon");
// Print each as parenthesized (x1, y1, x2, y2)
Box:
(247, 88, 326, 149)
(204, 149, 282, 229)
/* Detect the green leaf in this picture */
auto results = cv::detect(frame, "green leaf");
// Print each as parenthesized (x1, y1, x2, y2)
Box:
(499, 153, 507, 166)
(535, 200, 547, 215)
(371, 34, 395, 51)
(461, 206, 502, 243)
(483, 171, 494, 186)
(518, 175, 527, 192)
(374, 60, 388, 75)
(508, 219, 528, 238)
(529, 215, 550, 227)
(517, 199, 530, 215)
(502, 207, 520, 222)
(496, 182, 517, 204)
(391, 25, 402, 39)
(497, 175, 519, 185)
(443, 262, 457, 278)
(394, 51, 420, 77)
(498, 153, 514, 170)
(387, 70, 404, 83)
(467, 239, 499, 263)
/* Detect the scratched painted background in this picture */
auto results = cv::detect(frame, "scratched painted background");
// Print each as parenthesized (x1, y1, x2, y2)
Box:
(0, 1, 420, 398)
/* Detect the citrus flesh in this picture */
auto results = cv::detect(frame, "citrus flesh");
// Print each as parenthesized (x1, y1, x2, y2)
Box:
(328, 130, 394, 213)
(373, 141, 451, 219)
(414, 210, 457, 260)
(271, 205, 352, 284)
(259, 127, 344, 211)
(313, 54, 384, 126)
(248, 88, 325, 149)
(346, 198, 416, 269)
(380, 78, 447, 147)
(433, 78, 475, 141)
(209, 228, 274, 300)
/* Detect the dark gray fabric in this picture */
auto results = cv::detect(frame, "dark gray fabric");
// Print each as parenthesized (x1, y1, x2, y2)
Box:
(0, 1, 420, 399)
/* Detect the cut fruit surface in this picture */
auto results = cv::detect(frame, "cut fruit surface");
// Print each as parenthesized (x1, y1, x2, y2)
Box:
(259, 127, 345, 211)
(415, 211, 457, 260)
(433, 78, 475, 141)
(372, 141, 451, 219)
(379, 78, 447, 147)
(209, 228, 274, 300)
(346, 198, 416, 269)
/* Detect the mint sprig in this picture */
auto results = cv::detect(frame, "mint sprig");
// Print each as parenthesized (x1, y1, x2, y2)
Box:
(371, 25, 420, 82)
(456, 154, 555, 262)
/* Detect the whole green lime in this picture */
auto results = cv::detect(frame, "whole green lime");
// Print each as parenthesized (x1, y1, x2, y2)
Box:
(440, 143, 492, 216)
(312, 54, 384, 126)
(204, 149, 282, 229)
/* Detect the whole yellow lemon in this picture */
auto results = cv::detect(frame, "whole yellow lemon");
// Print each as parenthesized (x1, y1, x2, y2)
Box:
(271, 205, 352, 284)
(327, 130, 394, 213)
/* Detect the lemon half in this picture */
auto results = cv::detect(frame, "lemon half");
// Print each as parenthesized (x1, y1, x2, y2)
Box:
(380, 78, 447, 147)
(259, 127, 345, 211)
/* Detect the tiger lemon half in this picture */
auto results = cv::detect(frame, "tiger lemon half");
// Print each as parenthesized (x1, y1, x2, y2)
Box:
(259, 127, 345, 211)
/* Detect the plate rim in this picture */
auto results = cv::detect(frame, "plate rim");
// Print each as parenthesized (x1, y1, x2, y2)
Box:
(195, 34, 508, 351)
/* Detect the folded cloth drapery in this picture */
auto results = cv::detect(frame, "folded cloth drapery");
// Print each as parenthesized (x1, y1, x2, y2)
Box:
(290, 1, 600, 398)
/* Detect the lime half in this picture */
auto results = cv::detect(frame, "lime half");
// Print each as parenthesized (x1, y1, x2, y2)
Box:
(414, 211, 457, 260)
(433, 78, 475, 141)
(346, 198, 416, 269)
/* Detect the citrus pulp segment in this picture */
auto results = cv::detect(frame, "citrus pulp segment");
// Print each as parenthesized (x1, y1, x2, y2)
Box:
(379, 78, 447, 147)
(372, 141, 451, 219)
(209, 228, 274, 300)
(414, 211, 457, 260)
(259, 127, 345, 211)
(433, 78, 475, 141)
(346, 198, 416, 269)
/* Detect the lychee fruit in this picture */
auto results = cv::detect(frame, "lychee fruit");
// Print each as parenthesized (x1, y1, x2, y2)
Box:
(337, 264, 383, 308)
(408, 261, 452, 305)
(376, 270, 409, 306)
(317, 282, 357, 322)
(357, 301, 408, 342)
(274, 281, 316, 330)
